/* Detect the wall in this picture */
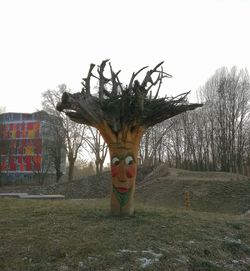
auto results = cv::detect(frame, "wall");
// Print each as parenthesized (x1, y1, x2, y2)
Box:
(0, 120, 42, 173)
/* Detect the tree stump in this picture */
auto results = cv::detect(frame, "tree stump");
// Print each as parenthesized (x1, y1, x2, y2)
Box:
(56, 60, 202, 215)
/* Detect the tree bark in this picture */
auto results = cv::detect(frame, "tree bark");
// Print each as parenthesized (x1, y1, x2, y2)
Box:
(68, 157, 75, 182)
(97, 122, 144, 215)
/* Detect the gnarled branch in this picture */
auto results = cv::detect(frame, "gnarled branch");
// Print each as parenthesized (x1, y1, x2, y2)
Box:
(98, 59, 110, 100)
(81, 63, 95, 95)
(57, 60, 202, 134)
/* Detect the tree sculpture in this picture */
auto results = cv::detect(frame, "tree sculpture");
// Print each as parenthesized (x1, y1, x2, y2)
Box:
(56, 60, 202, 215)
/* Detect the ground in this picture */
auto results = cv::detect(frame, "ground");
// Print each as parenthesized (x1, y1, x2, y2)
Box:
(0, 166, 250, 270)
(136, 167, 250, 214)
(1, 165, 249, 214)
(0, 199, 250, 271)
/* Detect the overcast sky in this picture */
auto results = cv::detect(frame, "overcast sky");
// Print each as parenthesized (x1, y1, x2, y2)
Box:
(0, 0, 249, 113)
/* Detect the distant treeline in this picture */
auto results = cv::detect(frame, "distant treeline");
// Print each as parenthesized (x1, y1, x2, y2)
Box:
(139, 66, 250, 175)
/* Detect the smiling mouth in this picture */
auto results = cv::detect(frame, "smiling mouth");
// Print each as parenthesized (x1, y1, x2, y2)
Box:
(116, 187, 129, 194)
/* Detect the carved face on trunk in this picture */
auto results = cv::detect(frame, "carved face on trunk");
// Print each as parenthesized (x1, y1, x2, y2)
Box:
(95, 122, 144, 215)
(111, 152, 136, 206)
(108, 140, 141, 215)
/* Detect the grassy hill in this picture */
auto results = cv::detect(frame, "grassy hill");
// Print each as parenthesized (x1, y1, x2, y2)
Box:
(0, 198, 250, 271)
(0, 171, 111, 199)
(1, 166, 250, 215)
(136, 168, 250, 215)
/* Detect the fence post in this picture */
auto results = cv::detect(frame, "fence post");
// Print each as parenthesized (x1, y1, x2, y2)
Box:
(184, 191, 190, 210)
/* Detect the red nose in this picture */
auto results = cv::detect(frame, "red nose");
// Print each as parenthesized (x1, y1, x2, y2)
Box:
(111, 164, 136, 178)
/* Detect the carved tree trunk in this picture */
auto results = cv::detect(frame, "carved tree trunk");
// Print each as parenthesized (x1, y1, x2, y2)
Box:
(56, 60, 202, 215)
(96, 122, 144, 214)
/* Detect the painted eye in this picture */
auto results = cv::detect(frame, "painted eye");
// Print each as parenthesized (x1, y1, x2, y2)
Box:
(111, 157, 120, 166)
(125, 155, 134, 166)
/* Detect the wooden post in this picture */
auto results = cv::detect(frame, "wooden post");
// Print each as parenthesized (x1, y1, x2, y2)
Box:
(184, 191, 190, 210)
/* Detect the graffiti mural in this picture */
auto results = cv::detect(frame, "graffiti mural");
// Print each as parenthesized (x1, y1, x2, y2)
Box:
(0, 121, 42, 172)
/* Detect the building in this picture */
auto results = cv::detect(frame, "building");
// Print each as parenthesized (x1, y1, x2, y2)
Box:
(0, 111, 66, 182)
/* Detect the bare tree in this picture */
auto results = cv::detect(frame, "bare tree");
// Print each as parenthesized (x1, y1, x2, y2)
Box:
(31, 143, 52, 185)
(142, 66, 250, 174)
(84, 127, 108, 174)
(42, 84, 86, 182)
(56, 60, 202, 215)
(45, 115, 66, 182)
(139, 120, 174, 166)
(198, 67, 250, 173)
(166, 66, 250, 173)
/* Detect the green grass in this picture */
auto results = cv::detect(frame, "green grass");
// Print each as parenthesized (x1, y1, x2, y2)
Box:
(1, 198, 250, 270)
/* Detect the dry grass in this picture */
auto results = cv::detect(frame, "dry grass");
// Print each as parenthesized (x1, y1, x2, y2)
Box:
(137, 168, 250, 215)
(1, 198, 250, 270)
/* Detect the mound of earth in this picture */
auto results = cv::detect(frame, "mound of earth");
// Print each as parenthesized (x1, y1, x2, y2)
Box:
(2, 164, 250, 215)
(136, 167, 250, 214)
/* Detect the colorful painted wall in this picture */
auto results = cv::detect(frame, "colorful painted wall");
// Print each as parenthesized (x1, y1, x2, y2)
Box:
(0, 120, 42, 173)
